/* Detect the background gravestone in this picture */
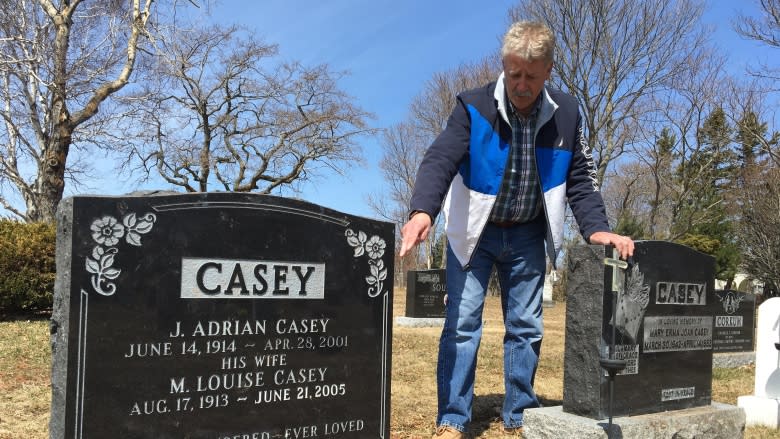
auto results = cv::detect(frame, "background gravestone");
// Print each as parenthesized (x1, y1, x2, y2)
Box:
(50, 193, 394, 438)
(738, 297, 780, 427)
(563, 241, 715, 419)
(542, 272, 555, 307)
(404, 269, 446, 318)
(708, 290, 756, 353)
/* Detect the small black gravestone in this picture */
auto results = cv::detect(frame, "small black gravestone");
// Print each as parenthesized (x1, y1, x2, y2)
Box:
(563, 241, 715, 419)
(404, 269, 446, 318)
(50, 193, 394, 438)
(708, 289, 756, 353)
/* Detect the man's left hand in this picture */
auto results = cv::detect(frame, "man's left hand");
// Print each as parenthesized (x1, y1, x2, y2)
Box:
(589, 231, 634, 260)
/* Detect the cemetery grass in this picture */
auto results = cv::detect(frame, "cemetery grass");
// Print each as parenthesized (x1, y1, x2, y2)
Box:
(0, 295, 776, 439)
(390, 292, 776, 439)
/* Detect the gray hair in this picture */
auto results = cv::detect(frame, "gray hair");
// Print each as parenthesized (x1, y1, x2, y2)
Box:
(501, 21, 555, 63)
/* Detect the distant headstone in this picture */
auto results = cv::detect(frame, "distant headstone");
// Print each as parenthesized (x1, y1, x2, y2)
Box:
(404, 269, 446, 318)
(708, 290, 756, 353)
(50, 193, 394, 438)
(737, 297, 780, 427)
(542, 272, 554, 307)
(563, 241, 716, 419)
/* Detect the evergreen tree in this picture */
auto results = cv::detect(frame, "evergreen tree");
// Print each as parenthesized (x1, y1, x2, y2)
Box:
(672, 107, 740, 281)
(614, 213, 646, 240)
(735, 110, 766, 168)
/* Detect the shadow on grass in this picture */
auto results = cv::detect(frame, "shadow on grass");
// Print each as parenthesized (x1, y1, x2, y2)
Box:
(0, 309, 52, 322)
(469, 393, 563, 436)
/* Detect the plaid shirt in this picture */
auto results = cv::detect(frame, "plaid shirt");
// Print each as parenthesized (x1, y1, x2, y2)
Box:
(489, 93, 542, 223)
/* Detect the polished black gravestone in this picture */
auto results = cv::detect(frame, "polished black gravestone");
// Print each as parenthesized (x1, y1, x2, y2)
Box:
(50, 193, 394, 438)
(405, 269, 446, 318)
(708, 290, 756, 353)
(563, 241, 715, 419)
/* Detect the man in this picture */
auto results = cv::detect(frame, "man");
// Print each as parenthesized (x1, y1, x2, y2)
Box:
(399, 21, 634, 439)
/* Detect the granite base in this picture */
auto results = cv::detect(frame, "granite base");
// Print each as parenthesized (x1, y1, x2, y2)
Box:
(523, 403, 745, 439)
(737, 395, 780, 428)
(713, 352, 755, 368)
(394, 316, 445, 328)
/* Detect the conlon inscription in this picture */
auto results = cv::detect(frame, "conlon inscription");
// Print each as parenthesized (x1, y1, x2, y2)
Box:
(181, 258, 325, 299)
(715, 315, 743, 327)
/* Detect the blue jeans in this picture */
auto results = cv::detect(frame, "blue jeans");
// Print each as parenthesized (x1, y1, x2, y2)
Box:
(436, 219, 546, 432)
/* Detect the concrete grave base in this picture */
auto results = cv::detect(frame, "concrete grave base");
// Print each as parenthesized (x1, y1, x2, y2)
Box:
(713, 351, 755, 368)
(523, 403, 745, 439)
(394, 316, 444, 328)
(737, 395, 780, 428)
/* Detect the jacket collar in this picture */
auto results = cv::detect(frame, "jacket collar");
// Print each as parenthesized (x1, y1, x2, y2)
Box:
(494, 72, 559, 128)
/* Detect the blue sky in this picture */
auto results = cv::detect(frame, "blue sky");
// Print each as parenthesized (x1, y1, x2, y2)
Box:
(206, 0, 517, 219)
(9, 0, 773, 221)
(205, 0, 772, 221)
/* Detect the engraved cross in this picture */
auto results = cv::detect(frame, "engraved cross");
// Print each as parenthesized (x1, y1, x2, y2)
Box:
(604, 248, 628, 294)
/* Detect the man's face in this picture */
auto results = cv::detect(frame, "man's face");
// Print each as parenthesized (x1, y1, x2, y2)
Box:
(502, 53, 552, 116)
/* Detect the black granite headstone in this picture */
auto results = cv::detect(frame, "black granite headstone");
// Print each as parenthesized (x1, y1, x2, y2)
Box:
(708, 289, 756, 353)
(563, 241, 715, 419)
(404, 269, 446, 318)
(50, 193, 394, 438)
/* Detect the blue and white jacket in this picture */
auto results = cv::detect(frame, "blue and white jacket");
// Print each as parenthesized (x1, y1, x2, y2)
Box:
(409, 74, 610, 269)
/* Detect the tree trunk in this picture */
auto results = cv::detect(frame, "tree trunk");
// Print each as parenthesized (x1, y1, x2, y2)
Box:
(32, 6, 74, 223)
(34, 132, 71, 222)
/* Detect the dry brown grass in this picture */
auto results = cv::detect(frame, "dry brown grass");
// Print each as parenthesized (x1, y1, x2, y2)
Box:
(0, 291, 777, 438)
(390, 291, 779, 439)
(390, 292, 566, 439)
(0, 319, 51, 439)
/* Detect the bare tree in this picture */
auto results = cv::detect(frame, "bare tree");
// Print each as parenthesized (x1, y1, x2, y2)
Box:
(734, 0, 780, 83)
(0, 0, 160, 222)
(409, 57, 500, 141)
(738, 164, 780, 293)
(724, 86, 780, 167)
(369, 123, 426, 223)
(117, 25, 374, 193)
(735, 0, 780, 47)
(510, 0, 712, 184)
(367, 122, 429, 284)
(601, 43, 733, 240)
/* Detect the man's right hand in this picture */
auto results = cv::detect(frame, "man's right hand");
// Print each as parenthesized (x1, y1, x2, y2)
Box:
(399, 212, 432, 257)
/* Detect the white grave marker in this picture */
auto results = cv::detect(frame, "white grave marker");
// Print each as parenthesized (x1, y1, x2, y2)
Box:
(737, 296, 780, 427)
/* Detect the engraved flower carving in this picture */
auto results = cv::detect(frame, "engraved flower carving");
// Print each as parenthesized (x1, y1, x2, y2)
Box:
(366, 258, 387, 294)
(365, 235, 386, 260)
(123, 213, 156, 246)
(86, 246, 120, 296)
(86, 211, 156, 296)
(90, 216, 125, 246)
(345, 228, 388, 297)
(346, 229, 368, 257)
